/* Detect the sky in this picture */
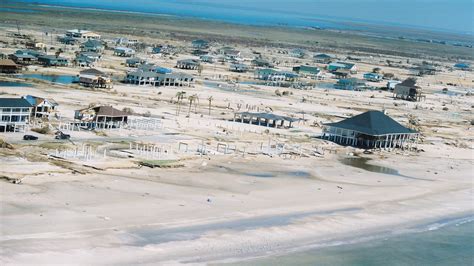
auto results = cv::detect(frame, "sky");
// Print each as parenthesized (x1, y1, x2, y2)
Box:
(13, 0, 474, 35)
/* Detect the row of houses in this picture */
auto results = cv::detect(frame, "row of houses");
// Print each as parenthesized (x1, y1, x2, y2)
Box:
(0, 96, 130, 132)
(8, 49, 69, 67)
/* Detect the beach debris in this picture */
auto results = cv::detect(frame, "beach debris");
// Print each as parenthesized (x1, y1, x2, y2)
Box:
(337, 186, 343, 189)
(207, 198, 212, 203)
(0, 175, 22, 184)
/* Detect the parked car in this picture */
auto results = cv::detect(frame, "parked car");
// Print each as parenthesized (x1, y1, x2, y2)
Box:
(55, 131, 71, 140)
(23, 135, 38, 141)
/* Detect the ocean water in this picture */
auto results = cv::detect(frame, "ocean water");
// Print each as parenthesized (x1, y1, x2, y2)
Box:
(12, 0, 474, 37)
(224, 217, 474, 266)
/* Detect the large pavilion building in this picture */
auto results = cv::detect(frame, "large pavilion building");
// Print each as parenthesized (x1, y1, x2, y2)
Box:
(322, 110, 419, 150)
(233, 112, 298, 129)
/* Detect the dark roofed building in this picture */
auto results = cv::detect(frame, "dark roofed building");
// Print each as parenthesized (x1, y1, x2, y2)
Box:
(322, 110, 419, 149)
(0, 59, 20, 73)
(74, 106, 128, 129)
(394, 78, 424, 102)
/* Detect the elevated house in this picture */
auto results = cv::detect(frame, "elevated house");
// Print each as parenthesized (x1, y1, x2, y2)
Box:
(176, 59, 200, 70)
(22, 95, 59, 119)
(322, 110, 419, 150)
(192, 39, 209, 49)
(125, 58, 146, 67)
(0, 98, 32, 132)
(363, 72, 383, 82)
(334, 78, 367, 90)
(151, 45, 175, 55)
(126, 70, 194, 87)
(66, 29, 101, 40)
(9, 54, 38, 65)
(386, 80, 401, 90)
(313, 53, 333, 64)
(114, 47, 135, 57)
(327, 62, 357, 73)
(333, 69, 351, 79)
(81, 39, 104, 53)
(292, 65, 321, 79)
(58, 36, 79, 45)
(37, 55, 69, 67)
(114, 37, 139, 46)
(393, 78, 424, 101)
(0, 59, 20, 73)
(218, 47, 241, 61)
(192, 49, 209, 56)
(251, 58, 274, 68)
(74, 106, 128, 129)
(200, 55, 214, 63)
(229, 63, 249, 73)
(78, 68, 112, 88)
(290, 48, 306, 58)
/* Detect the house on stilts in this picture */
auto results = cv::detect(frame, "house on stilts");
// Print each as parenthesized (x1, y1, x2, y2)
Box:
(322, 110, 419, 150)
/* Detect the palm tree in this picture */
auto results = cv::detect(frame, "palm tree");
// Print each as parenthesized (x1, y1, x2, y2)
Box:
(187, 94, 198, 116)
(175, 91, 186, 116)
(207, 96, 213, 116)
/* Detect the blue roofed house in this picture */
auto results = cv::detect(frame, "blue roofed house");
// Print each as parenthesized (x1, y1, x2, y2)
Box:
(22, 95, 59, 119)
(81, 39, 104, 53)
(313, 53, 333, 64)
(328, 62, 357, 73)
(126, 58, 146, 67)
(114, 47, 135, 57)
(363, 72, 383, 82)
(290, 48, 306, 58)
(37, 55, 69, 67)
(0, 98, 32, 132)
(192, 39, 209, 49)
(334, 78, 367, 90)
(292, 65, 321, 79)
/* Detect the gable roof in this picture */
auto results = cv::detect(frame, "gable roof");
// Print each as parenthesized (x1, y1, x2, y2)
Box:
(325, 110, 416, 136)
(80, 68, 106, 76)
(398, 78, 418, 87)
(0, 59, 18, 67)
(0, 98, 33, 108)
(82, 39, 103, 48)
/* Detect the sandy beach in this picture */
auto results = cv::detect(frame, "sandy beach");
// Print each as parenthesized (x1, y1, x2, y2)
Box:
(0, 2, 473, 265)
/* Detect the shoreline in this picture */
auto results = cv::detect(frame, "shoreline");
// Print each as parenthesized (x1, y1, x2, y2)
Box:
(6, 1, 474, 45)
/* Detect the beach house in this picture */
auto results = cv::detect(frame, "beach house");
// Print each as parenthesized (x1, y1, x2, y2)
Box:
(66, 29, 101, 40)
(454, 63, 470, 71)
(386, 80, 401, 90)
(0, 59, 20, 73)
(328, 62, 357, 73)
(74, 106, 128, 129)
(114, 47, 136, 57)
(393, 78, 424, 101)
(292, 65, 321, 79)
(81, 39, 104, 53)
(0, 98, 32, 132)
(334, 78, 367, 90)
(229, 63, 249, 73)
(125, 58, 146, 67)
(322, 110, 419, 150)
(251, 58, 274, 68)
(313, 53, 333, 64)
(290, 48, 306, 58)
(363, 72, 383, 82)
(37, 55, 69, 67)
(192, 39, 209, 49)
(176, 59, 201, 70)
(22, 95, 59, 119)
(200, 55, 215, 63)
(78, 68, 112, 88)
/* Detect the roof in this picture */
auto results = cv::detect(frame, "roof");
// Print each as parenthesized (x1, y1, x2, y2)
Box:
(398, 78, 417, 87)
(23, 95, 58, 106)
(0, 59, 18, 67)
(325, 110, 416, 136)
(0, 98, 33, 108)
(79, 106, 128, 117)
(80, 68, 106, 76)
(314, 53, 332, 58)
(237, 112, 299, 122)
(82, 39, 103, 48)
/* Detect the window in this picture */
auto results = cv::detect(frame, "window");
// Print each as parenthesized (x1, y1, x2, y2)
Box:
(22, 108, 30, 112)
(11, 116, 19, 122)
(21, 116, 28, 121)
(1, 116, 10, 122)
(12, 108, 21, 112)
(3, 108, 11, 112)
